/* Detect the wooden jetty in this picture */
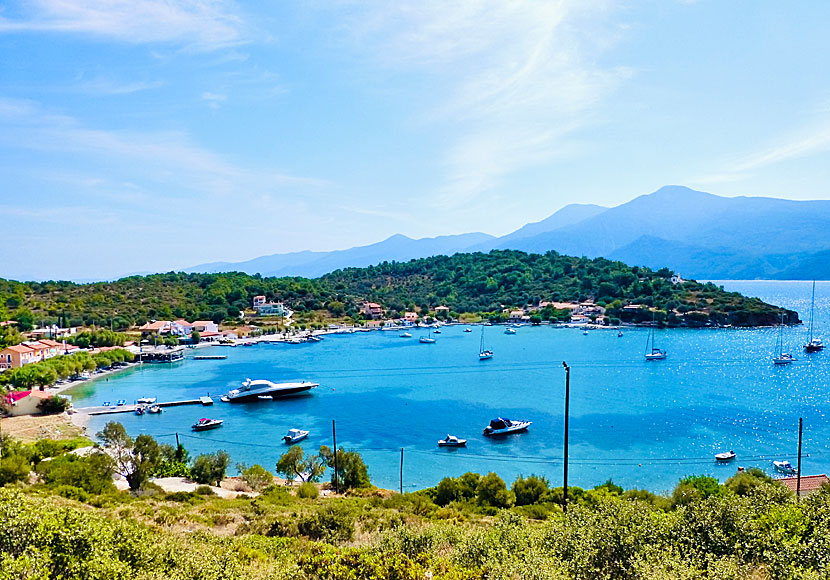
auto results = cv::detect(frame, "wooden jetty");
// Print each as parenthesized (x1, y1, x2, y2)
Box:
(193, 355, 227, 360)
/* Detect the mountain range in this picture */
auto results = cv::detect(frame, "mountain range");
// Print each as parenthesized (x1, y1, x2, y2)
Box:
(186, 186, 830, 280)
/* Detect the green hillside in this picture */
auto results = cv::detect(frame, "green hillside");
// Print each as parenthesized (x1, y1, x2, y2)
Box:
(0, 250, 797, 334)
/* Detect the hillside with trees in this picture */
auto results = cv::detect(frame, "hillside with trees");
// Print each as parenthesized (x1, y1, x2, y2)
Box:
(0, 250, 797, 333)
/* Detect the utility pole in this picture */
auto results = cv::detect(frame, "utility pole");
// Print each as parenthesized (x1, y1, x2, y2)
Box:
(400, 448, 404, 494)
(797, 417, 803, 499)
(175, 432, 180, 448)
(562, 361, 570, 514)
(332, 419, 338, 494)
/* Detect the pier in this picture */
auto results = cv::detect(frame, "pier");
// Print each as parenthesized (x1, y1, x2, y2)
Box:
(193, 355, 227, 360)
(82, 396, 214, 415)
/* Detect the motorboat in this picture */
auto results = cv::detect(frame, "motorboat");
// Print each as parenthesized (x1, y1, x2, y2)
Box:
(715, 450, 736, 462)
(135, 406, 145, 416)
(147, 405, 162, 414)
(433, 329, 441, 334)
(583, 330, 589, 336)
(464, 328, 472, 333)
(438, 434, 467, 447)
(116, 399, 126, 406)
(137, 397, 156, 404)
(400, 332, 412, 338)
(192, 418, 223, 431)
(102, 401, 111, 407)
(283, 428, 309, 444)
(504, 328, 517, 335)
(225, 378, 318, 402)
(483, 417, 532, 436)
(618, 331, 624, 337)
(773, 460, 797, 474)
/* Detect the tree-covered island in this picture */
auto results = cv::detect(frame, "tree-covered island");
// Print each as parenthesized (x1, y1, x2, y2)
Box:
(0, 250, 798, 335)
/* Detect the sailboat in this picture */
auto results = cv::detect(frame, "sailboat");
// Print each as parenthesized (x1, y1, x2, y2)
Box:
(644, 312, 667, 361)
(479, 326, 493, 360)
(773, 312, 796, 365)
(804, 281, 824, 353)
(419, 329, 436, 344)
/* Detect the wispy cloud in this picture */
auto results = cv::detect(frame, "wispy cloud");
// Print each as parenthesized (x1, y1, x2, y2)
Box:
(77, 77, 164, 95)
(328, 1, 629, 208)
(0, 0, 246, 50)
(0, 97, 323, 202)
(201, 91, 227, 108)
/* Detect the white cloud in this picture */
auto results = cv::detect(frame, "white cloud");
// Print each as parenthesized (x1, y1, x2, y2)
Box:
(0, 0, 246, 50)
(77, 78, 164, 95)
(202, 91, 228, 108)
(327, 1, 629, 208)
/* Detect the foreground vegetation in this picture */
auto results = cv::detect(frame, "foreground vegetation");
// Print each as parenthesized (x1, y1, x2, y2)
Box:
(1, 427, 828, 579)
(0, 251, 796, 337)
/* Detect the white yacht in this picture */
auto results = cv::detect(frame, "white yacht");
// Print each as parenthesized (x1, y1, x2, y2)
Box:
(225, 378, 318, 402)
(483, 417, 531, 436)
(438, 434, 467, 447)
(283, 428, 309, 444)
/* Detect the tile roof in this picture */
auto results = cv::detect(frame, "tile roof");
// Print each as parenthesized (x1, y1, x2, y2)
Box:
(5, 344, 33, 353)
(777, 474, 830, 493)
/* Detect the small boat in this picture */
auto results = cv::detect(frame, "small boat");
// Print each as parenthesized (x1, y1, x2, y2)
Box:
(400, 332, 412, 338)
(618, 331, 624, 337)
(773, 460, 797, 474)
(483, 417, 532, 436)
(283, 428, 309, 444)
(136, 397, 156, 404)
(582, 329, 589, 336)
(464, 328, 472, 333)
(433, 329, 441, 334)
(773, 353, 797, 365)
(135, 406, 145, 416)
(715, 450, 736, 462)
(419, 330, 436, 344)
(804, 281, 824, 353)
(438, 434, 467, 447)
(504, 328, 517, 335)
(116, 399, 126, 406)
(479, 326, 493, 360)
(644, 315, 666, 360)
(773, 312, 796, 364)
(192, 418, 224, 431)
(220, 396, 230, 403)
(147, 405, 162, 414)
(102, 401, 111, 407)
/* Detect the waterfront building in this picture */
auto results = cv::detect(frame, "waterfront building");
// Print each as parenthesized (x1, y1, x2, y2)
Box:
(2, 389, 54, 416)
(362, 302, 384, 319)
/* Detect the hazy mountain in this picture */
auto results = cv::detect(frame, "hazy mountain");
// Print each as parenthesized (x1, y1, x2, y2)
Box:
(186, 186, 830, 280)
(186, 232, 496, 278)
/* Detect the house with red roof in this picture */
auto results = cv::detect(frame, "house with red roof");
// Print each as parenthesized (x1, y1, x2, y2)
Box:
(777, 474, 830, 497)
(2, 389, 54, 416)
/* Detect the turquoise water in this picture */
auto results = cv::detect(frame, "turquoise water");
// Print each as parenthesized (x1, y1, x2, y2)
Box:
(67, 280, 830, 494)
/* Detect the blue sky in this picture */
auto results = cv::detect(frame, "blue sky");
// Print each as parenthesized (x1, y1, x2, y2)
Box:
(2, 1, 830, 281)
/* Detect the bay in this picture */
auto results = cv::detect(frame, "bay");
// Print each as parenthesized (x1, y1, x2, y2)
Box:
(67, 280, 830, 494)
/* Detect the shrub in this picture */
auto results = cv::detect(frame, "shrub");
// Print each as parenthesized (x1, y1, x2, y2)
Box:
(297, 482, 319, 499)
(239, 463, 273, 491)
(191, 451, 230, 486)
(194, 485, 216, 496)
(297, 504, 355, 543)
(512, 475, 549, 506)
(477, 472, 514, 508)
(0, 454, 30, 486)
(37, 395, 70, 415)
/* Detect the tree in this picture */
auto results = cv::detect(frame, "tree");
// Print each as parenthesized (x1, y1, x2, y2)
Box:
(191, 450, 230, 486)
(155, 443, 190, 477)
(96, 421, 159, 491)
(191, 330, 201, 344)
(237, 463, 273, 491)
(37, 395, 70, 415)
(319, 446, 369, 490)
(276, 446, 326, 483)
(477, 472, 514, 508)
(512, 475, 549, 506)
(435, 477, 460, 506)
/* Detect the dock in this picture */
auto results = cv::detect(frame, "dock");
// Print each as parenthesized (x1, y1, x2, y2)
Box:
(193, 355, 227, 360)
(83, 396, 214, 415)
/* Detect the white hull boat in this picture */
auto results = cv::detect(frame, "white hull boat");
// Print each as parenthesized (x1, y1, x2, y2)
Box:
(483, 417, 531, 436)
(773, 460, 797, 474)
(715, 450, 736, 462)
(438, 435, 467, 447)
(226, 378, 318, 402)
(283, 428, 309, 444)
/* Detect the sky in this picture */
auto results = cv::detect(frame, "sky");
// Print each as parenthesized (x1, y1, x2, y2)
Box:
(2, 1, 830, 281)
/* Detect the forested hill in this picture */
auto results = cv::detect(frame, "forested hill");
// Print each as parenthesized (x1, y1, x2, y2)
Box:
(0, 250, 797, 331)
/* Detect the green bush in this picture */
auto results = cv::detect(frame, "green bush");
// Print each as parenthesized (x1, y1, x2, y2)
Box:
(194, 485, 216, 496)
(190, 451, 229, 486)
(297, 481, 319, 499)
(297, 504, 356, 543)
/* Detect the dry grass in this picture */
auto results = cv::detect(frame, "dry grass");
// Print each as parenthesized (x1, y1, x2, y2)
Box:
(0, 413, 84, 442)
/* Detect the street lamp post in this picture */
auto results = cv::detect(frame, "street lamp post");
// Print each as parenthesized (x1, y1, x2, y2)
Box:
(562, 361, 570, 514)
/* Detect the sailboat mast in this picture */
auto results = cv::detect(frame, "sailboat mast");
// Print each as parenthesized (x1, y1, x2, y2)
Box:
(809, 280, 816, 342)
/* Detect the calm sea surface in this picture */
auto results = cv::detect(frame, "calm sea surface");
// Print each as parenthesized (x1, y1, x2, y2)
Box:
(66, 280, 830, 494)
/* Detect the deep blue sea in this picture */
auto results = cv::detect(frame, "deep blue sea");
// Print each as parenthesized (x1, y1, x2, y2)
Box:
(66, 280, 830, 494)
